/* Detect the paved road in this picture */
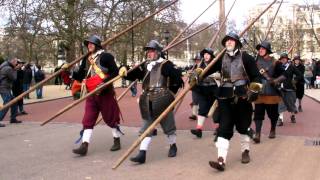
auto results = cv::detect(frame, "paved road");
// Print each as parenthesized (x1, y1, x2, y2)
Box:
(1, 87, 320, 180)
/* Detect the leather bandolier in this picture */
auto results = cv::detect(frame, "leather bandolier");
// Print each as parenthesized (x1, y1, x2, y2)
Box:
(255, 56, 281, 104)
(198, 61, 217, 87)
(139, 61, 175, 120)
(218, 52, 249, 99)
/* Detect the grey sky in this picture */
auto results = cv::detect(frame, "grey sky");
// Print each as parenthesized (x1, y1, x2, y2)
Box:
(180, 0, 307, 29)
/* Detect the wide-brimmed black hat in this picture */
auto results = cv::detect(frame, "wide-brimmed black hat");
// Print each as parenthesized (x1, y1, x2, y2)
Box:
(256, 41, 273, 54)
(84, 35, 102, 48)
(221, 32, 242, 48)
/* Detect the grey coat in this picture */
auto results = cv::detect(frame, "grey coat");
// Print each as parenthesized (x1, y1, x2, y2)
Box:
(0, 61, 17, 93)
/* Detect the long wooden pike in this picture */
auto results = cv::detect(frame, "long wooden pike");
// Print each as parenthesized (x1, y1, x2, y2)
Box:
(166, 0, 218, 48)
(174, 0, 237, 114)
(41, 20, 213, 126)
(208, 0, 237, 48)
(0, 0, 179, 112)
(287, 38, 299, 55)
(264, 0, 283, 41)
(112, 0, 277, 170)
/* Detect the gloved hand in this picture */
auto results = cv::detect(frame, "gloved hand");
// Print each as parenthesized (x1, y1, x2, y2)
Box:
(119, 66, 127, 77)
(61, 63, 69, 69)
(269, 75, 286, 85)
(188, 68, 203, 86)
(247, 82, 263, 102)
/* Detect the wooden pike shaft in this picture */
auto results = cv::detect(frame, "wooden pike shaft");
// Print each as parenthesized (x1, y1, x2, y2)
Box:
(167, 0, 218, 48)
(40, 62, 144, 126)
(175, 0, 237, 115)
(207, 0, 237, 48)
(264, 0, 283, 41)
(0, 0, 179, 112)
(112, 0, 277, 170)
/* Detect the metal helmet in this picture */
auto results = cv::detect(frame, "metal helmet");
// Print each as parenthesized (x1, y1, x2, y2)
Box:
(293, 54, 301, 61)
(193, 52, 202, 61)
(256, 41, 273, 54)
(221, 32, 242, 48)
(143, 40, 163, 52)
(279, 52, 289, 60)
(200, 47, 215, 59)
(84, 35, 102, 48)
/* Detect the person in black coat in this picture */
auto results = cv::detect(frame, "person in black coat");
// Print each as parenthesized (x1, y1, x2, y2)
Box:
(22, 63, 33, 99)
(293, 55, 305, 112)
(120, 40, 184, 164)
(272, 52, 303, 125)
(195, 32, 262, 171)
(12, 60, 28, 115)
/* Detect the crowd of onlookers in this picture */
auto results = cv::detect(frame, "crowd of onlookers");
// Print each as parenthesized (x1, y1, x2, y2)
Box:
(305, 58, 320, 89)
(0, 58, 46, 127)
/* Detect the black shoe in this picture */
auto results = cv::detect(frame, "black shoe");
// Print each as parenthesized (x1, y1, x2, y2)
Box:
(189, 115, 197, 121)
(10, 119, 22, 124)
(298, 106, 303, 112)
(291, 115, 296, 123)
(110, 137, 121, 151)
(253, 133, 260, 144)
(241, 150, 250, 164)
(20, 111, 28, 115)
(152, 129, 157, 136)
(72, 142, 88, 156)
(0, 123, 5, 127)
(130, 150, 146, 164)
(209, 157, 225, 171)
(168, 143, 177, 157)
(277, 119, 284, 126)
(190, 129, 202, 138)
(268, 130, 276, 139)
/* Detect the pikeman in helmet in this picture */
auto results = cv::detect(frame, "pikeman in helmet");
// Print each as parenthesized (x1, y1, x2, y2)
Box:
(272, 52, 303, 126)
(190, 32, 262, 171)
(189, 48, 218, 138)
(119, 40, 184, 164)
(189, 53, 202, 121)
(70, 35, 123, 156)
(252, 41, 282, 143)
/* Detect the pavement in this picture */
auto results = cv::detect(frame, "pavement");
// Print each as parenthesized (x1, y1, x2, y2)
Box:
(0, 84, 320, 180)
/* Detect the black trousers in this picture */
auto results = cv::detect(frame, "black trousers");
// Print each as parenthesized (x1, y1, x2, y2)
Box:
(253, 103, 279, 132)
(194, 85, 217, 117)
(217, 97, 253, 140)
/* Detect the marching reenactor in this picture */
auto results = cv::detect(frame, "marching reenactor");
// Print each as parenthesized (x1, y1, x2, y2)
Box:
(190, 48, 218, 138)
(189, 53, 202, 121)
(191, 32, 262, 171)
(293, 55, 305, 112)
(119, 40, 183, 164)
(273, 52, 303, 125)
(252, 41, 282, 143)
(71, 35, 123, 156)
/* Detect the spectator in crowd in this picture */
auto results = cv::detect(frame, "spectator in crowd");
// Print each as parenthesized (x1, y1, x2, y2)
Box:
(0, 58, 22, 127)
(304, 60, 313, 89)
(22, 63, 33, 99)
(34, 64, 46, 99)
(54, 65, 62, 85)
(61, 67, 71, 90)
(313, 60, 320, 88)
(12, 59, 28, 115)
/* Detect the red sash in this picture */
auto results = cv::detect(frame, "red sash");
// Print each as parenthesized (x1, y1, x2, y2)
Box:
(71, 80, 82, 96)
(84, 74, 109, 92)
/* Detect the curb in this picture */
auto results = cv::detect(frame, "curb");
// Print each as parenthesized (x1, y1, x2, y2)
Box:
(305, 94, 320, 104)
(25, 96, 73, 105)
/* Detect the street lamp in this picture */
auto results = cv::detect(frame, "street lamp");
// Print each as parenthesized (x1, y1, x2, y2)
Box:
(164, 29, 170, 59)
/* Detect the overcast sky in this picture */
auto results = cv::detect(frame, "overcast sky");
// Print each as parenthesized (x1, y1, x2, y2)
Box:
(179, 0, 308, 29)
